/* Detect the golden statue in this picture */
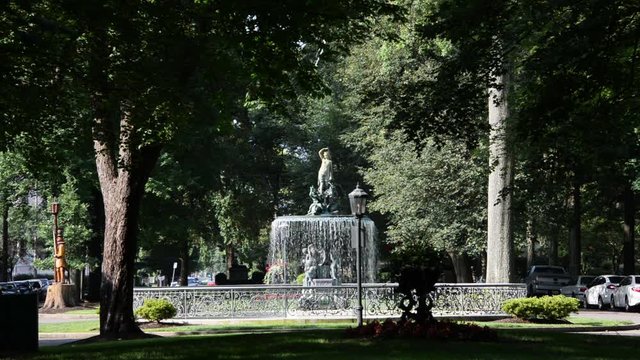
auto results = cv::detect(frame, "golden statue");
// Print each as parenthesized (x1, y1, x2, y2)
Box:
(54, 228, 67, 283)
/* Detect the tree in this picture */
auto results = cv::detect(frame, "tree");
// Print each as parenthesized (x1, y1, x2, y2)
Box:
(2, 0, 401, 338)
(362, 134, 487, 281)
(0, 152, 31, 281)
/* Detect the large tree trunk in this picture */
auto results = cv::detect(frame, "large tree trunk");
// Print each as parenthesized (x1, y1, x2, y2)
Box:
(486, 72, 515, 283)
(526, 219, 536, 270)
(94, 105, 161, 339)
(86, 188, 104, 302)
(623, 185, 635, 275)
(448, 251, 473, 283)
(42, 283, 78, 309)
(1, 204, 8, 282)
(548, 231, 559, 265)
(568, 181, 582, 277)
(226, 244, 235, 277)
(179, 242, 189, 286)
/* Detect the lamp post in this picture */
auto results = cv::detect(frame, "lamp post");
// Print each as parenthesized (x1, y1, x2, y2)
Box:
(348, 184, 368, 327)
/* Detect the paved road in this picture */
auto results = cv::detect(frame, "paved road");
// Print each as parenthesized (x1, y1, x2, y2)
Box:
(573, 308, 640, 324)
(37, 309, 640, 347)
(570, 309, 640, 336)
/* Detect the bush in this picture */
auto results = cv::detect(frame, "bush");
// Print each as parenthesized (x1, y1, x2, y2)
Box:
(296, 273, 305, 285)
(502, 295, 579, 321)
(134, 299, 177, 323)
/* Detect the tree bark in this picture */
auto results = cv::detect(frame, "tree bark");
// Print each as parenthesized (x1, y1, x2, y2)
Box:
(623, 185, 635, 275)
(548, 231, 559, 265)
(1, 204, 8, 282)
(86, 188, 104, 302)
(568, 181, 582, 277)
(486, 72, 515, 283)
(226, 244, 235, 277)
(526, 219, 536, 270)
(448, 251, 473, 283)
(179, 242, 189, 286)
(94, 104, 162, 339)
(42, 283, 78, 309)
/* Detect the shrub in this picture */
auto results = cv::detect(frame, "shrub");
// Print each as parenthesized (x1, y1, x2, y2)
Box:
(502, 295, 579, 321)
(135, 299, 177, 323)
(296, 273, 305, 285)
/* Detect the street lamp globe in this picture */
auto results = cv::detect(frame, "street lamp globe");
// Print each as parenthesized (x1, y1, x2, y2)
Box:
(348, 184, 368, 216)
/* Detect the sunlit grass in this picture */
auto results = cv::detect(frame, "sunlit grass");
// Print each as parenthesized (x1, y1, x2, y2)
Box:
(38, 317, 631, 334)
(24, 329, 640, 359)
(472, 316, 632, 329)
(39, 320, 100, 333)
(63, 308, 100, 315)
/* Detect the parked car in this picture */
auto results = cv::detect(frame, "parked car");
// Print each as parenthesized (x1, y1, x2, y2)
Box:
(584, 275, 625, 310)
(0, 282, 18, 295)
(26, 279, 49, 301)
(13, 281, 34, 295)
(525, 265, 572, 296)
(170, 277, 201, 287)
(560, 275, 596, 304)
(611, 275, 640, 311)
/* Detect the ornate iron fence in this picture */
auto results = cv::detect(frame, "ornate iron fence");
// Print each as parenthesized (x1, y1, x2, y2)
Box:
(133, 283, 526, 319)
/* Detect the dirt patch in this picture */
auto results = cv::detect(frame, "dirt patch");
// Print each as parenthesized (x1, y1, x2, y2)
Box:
(137, 321, 188, 330)
(39, 301, 99, 314)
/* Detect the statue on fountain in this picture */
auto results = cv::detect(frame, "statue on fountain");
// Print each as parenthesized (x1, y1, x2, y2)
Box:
(307, 148, 341, 215)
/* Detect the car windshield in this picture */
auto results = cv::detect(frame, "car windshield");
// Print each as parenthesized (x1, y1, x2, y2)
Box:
(609, 276, 624, 284)
(534, 267, 565, 274)
(579, 276, 595, 285)
(635, 277, 640, 283)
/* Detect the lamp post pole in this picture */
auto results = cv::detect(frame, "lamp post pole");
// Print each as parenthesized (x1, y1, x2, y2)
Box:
(348, 184, 368, 328)
(356, 213, 363, 327)
(171, 261, 178, 286)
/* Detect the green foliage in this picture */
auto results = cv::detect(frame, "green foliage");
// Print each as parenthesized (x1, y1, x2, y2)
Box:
(295, 273, 305, 285)
(134, 299, 177, 323)
(502, 296, 579, 321)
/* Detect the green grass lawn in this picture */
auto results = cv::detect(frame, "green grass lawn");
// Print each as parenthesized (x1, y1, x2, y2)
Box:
(475, 316, 634, 329)
(63, 308, 99, 315)
(37, 317, 632, 334)
(21, 329, 640, 359)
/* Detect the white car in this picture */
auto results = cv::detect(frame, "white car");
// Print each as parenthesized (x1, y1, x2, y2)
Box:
(611, 275, 640, 311)
(584, 275, 624, 310)
(560, 275, 595, 304)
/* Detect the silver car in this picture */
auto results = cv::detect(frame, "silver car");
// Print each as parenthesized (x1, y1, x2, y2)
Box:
(584, 275, 624, 310)
(611, 275, 640, 311)
(560, 275, 595, 304)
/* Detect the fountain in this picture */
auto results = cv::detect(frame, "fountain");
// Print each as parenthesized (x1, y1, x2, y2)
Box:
(266, 148, 378, 285)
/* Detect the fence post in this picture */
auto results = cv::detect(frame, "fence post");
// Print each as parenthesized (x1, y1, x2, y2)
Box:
(183, 289, 188, 319)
